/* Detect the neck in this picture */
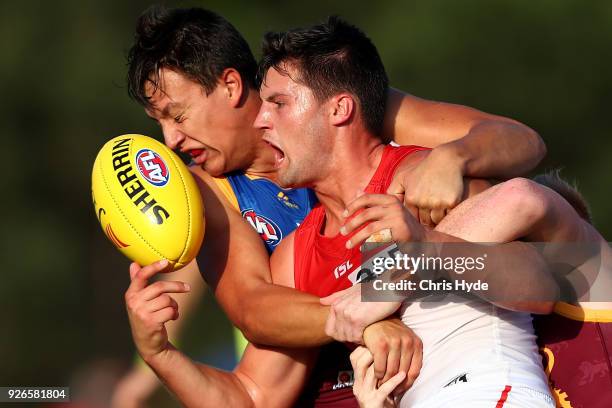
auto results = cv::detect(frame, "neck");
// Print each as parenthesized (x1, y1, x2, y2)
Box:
(246, 136, 280, 182)
(314, 133, 385, 235)
(231, 89, 280, 182)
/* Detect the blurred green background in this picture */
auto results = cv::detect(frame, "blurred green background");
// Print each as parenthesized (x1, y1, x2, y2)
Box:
(1, 0, 610, 406)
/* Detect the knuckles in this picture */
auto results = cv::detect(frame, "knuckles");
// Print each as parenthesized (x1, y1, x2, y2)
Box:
(159, 294, 172, 306)
(125, 293, 139, 311)
(386, 337, 401, 350)
(150, 281, 165, 291)
(401, 335, 414, 348)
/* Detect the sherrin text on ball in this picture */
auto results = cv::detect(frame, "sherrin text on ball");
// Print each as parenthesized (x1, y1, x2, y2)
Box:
(92, 134, 204, 271)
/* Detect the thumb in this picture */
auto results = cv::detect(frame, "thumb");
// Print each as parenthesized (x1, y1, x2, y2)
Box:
(129, 262, 141, 281)
(386, 177, 405, 202)
(321, 286, 355, 305)
(320, 290, 345, 305)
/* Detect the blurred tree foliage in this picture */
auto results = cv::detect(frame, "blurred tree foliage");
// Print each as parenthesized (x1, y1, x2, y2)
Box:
(1, 0, 609, 405)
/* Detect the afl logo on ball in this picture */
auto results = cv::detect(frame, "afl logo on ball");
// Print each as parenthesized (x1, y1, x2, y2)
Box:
(135, 149, 170, 187)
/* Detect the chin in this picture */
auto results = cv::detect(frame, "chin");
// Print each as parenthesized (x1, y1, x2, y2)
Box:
(278, 170, 308, 189)
(203, 159, 226, 177)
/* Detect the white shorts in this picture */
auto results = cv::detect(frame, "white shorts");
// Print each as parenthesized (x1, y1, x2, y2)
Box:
(405, 384, 554, 408)
(400, 358, 554, 408)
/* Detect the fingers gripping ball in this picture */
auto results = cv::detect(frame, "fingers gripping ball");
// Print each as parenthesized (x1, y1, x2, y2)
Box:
(92, 134, 204, 271)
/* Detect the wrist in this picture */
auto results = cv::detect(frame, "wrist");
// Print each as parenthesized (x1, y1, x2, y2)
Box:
(434, 140, 469, 175)
(362, 320, 381, 342)
(141, 343, 175, 367)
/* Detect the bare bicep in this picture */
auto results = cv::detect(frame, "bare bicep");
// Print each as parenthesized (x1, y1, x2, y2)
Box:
(386, 88, 511, 147)
(270, 233, 296, 288)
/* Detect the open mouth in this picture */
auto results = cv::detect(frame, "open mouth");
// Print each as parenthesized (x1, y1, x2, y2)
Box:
(187, 148, 208, 165)
(264, 140, 286, 168)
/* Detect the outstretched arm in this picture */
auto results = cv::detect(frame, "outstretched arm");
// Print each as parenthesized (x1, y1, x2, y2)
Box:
(341, 190, 557, 315)
(329, 151, 555, 340)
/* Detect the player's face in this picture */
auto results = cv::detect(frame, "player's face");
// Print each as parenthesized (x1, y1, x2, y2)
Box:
(144, 68, 248, 177)
(255, 65, 332, 188)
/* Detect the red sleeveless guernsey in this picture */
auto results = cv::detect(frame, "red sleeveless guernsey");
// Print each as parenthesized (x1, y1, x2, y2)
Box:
(294, 145, 427, 407)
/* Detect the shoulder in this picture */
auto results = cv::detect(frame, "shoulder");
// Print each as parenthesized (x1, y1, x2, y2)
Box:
(391, 146, 430, 174)
(189, 166, 241, 216)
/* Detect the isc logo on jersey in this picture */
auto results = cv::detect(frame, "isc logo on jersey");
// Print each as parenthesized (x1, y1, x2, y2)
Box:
(242, 209, 282, 247)
(135, 149, 169, 187)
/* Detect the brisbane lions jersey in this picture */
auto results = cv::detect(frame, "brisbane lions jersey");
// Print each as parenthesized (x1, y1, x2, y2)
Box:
(294, 145, 427, 407)
(213, 172, 318, 253)
(211, 172, 318, 359)
(534, 302, 612, 408)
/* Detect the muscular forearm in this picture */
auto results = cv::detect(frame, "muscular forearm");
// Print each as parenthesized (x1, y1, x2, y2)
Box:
(233, 282, 331, 347)
(145, 344, 255, 408)
(398, 230, 557, 314)
(440, 120, 545, 179)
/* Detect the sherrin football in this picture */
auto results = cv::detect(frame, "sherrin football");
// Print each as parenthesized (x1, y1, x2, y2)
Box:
(91, 134, 204, 271)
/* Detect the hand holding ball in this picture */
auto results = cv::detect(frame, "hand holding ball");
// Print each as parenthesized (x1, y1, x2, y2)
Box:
(91, 134, 204, 271)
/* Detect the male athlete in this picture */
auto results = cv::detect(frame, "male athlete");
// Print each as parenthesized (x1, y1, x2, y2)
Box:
(123, 16, 557, 407)
(253, 18, 555, 406)
(351, 172, 611, 407)
(112, 8, 545, 406)
(113, 6, 547, 406)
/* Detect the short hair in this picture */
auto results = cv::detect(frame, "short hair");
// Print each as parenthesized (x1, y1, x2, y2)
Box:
(258, 16, 389, 137)
(127, 6, 257, 108)
(533, 169, 592, 224)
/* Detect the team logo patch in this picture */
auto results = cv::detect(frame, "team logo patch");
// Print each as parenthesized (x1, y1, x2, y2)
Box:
(135, 149, 170, 187)
(444, 372, 469, 388)
(332, 370, 354, 390)
(276, 191, 299, 209)
(242, 209, 282, 247)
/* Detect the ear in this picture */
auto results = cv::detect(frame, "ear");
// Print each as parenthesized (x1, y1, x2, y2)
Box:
(219, 68, 244, 108)
(330, 93, 355, 127)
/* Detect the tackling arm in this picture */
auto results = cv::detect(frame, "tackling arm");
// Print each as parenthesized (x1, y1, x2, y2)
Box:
(385, 88, 546, 178)
(429, 178, 565, 312)
(437, 177, 610, 298)
(342, 151, 556, 314)
(384, 89, 546, 225)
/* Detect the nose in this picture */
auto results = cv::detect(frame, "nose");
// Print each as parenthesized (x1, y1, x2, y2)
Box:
(160, 122, 186, 150)
(253, 104, 271, 131)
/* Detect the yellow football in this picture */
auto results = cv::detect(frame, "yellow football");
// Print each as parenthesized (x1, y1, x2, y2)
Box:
(91, 134, 204, 271)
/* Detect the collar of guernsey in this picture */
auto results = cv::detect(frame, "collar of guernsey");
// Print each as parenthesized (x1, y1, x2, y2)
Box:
(211, 172, 318, 254)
